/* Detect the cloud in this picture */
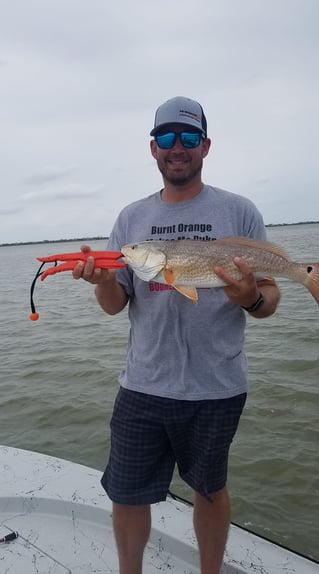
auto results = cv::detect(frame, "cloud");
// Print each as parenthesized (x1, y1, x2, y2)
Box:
(0, 206, 23, 216)
(0, 0, 318, 242)
(20, 184, 104, 202)
(24, 166, 75, 185)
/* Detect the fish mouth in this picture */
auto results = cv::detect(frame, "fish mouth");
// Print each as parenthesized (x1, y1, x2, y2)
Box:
(121, 247, 151, 270)
(121, 244, 166, 281)
(124, 258, 164, 282)
(120, 251, 137, 267)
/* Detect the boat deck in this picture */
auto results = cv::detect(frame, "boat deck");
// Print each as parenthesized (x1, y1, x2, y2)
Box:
(0, 446, 318, 573)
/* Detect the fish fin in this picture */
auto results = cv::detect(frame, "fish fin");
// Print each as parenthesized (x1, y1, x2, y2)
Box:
(163, 268, 178, 285)
(256, 276, 277, 287)
(162, 268, 198, 302)
(216, 236, 290, 260)
(174, 285, 198, 303)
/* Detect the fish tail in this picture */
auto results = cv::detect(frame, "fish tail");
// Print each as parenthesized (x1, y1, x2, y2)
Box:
(304, 262, 319, 304)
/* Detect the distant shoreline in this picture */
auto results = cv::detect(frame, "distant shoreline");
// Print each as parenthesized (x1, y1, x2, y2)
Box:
(0, 236, 108, 248)
(1, 221, 318, 247)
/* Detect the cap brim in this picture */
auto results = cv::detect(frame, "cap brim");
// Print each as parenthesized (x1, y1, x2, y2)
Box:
(150, 123, 206, 137)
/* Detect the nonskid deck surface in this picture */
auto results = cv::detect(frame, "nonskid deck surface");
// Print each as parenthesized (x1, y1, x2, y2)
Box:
(0, 511, 197, 573)
(0, 446, 198, 573)
(0, 446, 318, 574)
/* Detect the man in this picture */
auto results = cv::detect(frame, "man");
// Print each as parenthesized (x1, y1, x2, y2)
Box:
(73, 96, 281, 574)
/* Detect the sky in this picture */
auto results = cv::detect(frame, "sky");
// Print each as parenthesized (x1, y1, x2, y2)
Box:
(0, 0, 318, 243)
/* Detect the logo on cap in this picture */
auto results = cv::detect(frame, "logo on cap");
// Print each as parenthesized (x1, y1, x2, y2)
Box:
(179, 109, 201, 123)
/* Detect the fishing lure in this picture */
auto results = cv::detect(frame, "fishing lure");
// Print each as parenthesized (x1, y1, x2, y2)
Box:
(30, 250, 126, 321)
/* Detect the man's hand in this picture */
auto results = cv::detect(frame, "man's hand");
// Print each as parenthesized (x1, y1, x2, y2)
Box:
(72, 244, 116, 285)
(72, 244, 129, 315)
(214, 256, 281, 318)
(214, 256, 261, 308)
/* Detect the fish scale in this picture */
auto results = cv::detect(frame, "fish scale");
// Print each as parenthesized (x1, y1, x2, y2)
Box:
(121, 237, 319, 304)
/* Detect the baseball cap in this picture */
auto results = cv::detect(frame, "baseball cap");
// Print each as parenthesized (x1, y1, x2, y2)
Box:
(150, 96, 207, 137)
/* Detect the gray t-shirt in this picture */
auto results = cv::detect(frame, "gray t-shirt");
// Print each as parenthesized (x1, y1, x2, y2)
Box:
(107, 185, 267, 400)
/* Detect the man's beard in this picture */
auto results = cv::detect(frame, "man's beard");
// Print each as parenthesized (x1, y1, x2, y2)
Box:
(157, 156, 203, 186)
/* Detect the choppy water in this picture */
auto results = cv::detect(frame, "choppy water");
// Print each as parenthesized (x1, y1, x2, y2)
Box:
(0, 224, 318, 561)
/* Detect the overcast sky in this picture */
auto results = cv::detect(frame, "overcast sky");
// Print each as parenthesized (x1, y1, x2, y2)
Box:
(1, 0, 318, 243)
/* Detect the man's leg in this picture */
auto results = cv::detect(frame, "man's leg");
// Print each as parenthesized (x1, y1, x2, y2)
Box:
(193, 486, 230, 574)
(113, 502, 151, 574)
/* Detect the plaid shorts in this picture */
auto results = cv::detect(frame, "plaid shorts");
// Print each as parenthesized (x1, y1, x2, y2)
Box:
(101, 387, 246, 504)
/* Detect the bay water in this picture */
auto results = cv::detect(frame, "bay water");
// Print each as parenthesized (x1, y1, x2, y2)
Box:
(0, 224, 318, 561)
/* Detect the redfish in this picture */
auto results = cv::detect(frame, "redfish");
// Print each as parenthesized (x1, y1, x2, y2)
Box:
(121, 236, 319, 304)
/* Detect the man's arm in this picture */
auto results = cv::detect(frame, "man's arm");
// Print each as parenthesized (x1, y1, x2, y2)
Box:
(94, 273, 129, 315)
(242, 279, 280, 318)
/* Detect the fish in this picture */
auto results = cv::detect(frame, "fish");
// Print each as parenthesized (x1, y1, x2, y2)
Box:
(121, 236, 319, 304)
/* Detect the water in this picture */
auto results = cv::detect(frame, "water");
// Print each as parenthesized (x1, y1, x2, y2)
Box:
(0, 225, 318, 561)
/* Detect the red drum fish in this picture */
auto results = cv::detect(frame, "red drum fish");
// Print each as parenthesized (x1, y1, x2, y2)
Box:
(121, 236, 319, 304)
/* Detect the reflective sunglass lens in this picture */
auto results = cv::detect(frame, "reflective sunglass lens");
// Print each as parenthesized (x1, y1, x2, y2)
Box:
(180, 133, 201, 148)
(155, 133, 176, 149)
(155, 131, 203, 149)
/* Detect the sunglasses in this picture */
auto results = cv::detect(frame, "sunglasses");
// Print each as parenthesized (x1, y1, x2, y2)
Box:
(155, 131, 204, 149)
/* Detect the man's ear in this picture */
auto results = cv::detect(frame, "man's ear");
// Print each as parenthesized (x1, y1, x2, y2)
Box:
(150, 139, 158, 159)
(202, 137, 211, 158)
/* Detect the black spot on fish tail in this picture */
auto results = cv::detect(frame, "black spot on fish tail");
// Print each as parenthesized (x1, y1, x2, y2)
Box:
(307, 266, 313, 273)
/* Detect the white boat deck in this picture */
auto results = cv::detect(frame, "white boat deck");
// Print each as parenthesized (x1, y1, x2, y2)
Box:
(0, 446, 318, 573)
